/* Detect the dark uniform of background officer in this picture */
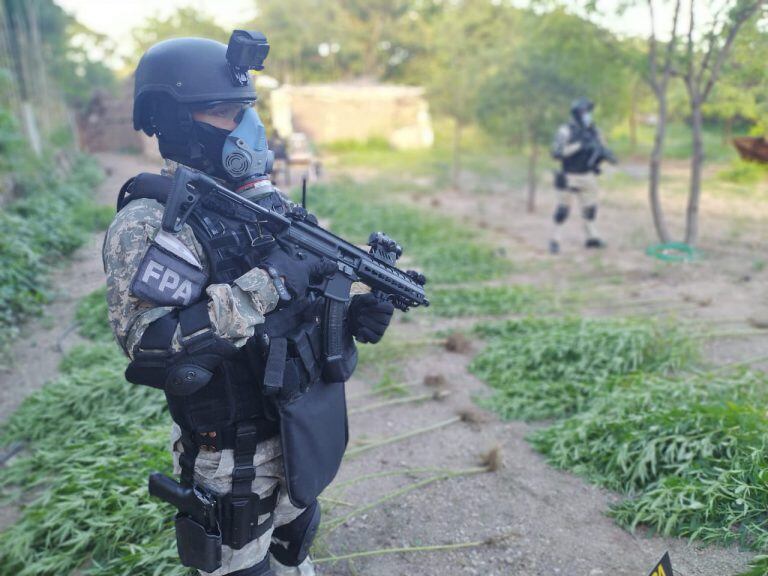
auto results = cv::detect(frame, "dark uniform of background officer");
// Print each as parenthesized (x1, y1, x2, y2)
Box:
(102, 33, 394, 576)
(549, 98, 616, 255)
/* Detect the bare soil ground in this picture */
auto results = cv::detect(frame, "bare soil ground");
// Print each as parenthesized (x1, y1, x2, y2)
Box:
(1, 153, 764, 575)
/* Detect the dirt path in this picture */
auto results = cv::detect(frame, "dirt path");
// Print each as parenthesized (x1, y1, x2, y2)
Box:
(0, 154, 760, 574)
(320, 162, 763, 575)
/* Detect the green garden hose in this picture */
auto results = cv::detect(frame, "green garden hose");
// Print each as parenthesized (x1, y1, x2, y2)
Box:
(645, 242, 700, 262)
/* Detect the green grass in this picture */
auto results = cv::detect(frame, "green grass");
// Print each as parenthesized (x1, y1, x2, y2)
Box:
(305, 177, 512, 285)
(75, 287, 112, 341)
(429, 284, 550, 317)
(718, 158, 768, 185)
(470, 314, 768, 567)
(0, 291, 185, 576)
(470, 317, 696, 420)
(531, 369, 768, 550)
(609, 120, 738, 163)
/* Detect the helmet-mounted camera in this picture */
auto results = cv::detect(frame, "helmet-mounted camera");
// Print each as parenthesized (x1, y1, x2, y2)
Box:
(226, 30, 270, 87)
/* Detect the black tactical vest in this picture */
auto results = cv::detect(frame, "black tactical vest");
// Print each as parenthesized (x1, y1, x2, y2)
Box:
(117, 172, 356, 447)
(562, 122, 596, 175)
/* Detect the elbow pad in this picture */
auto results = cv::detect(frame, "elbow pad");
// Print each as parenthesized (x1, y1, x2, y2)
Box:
(125, 300, 239, 395)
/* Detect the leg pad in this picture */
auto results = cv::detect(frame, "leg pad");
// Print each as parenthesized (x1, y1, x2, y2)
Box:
(553, 204, 570, 224)
(269, 501, 321, 567)
(582, 204, 598, 221)
(228, 556, 274, 576)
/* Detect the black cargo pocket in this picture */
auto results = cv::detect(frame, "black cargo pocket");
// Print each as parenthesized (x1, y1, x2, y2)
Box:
(278, 380, 348, 508)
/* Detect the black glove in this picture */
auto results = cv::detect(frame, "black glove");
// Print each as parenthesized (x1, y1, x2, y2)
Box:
(264, 249, 336, 304)
(348, 292, 394, 344)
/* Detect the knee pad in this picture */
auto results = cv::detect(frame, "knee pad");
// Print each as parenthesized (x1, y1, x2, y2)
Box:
(582, 204, 598, 221)
(229, 556, 274, 576)
(553, 204, 570, 224)
(269, 501, 321, 567)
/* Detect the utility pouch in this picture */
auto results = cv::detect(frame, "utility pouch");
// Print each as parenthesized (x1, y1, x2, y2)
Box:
(278, 379, 348, 508)
(174, 513, 222, 573)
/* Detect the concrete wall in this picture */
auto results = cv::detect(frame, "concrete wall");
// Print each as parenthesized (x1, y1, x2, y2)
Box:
(270, 84, 434, 150)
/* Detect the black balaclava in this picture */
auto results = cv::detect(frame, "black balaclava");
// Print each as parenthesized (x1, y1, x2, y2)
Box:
(151, 94, 232, 180)
(192, 121, 230, 180)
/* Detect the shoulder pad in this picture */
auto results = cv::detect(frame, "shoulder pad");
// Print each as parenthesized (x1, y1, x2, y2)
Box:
(117, 173, 173, 212)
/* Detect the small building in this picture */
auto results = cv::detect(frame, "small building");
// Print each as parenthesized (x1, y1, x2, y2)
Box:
(270, 83, 434, 150)
(77, 79, 161, 161)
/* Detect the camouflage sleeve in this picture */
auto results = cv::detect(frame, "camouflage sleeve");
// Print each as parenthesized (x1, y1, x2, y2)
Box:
(103, 197, 278, 359)
(552, 124, 581, 159)
(206, 268, 279, 348)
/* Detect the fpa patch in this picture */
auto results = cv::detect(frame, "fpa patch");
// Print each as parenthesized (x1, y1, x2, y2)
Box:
(130, 244, 207, 306)
(646, 552, 673, 576)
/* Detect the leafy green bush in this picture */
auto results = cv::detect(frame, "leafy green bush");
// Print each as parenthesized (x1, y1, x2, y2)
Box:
(0, 155, 105, 350)
(470, 317, 695, 420)
(308, 178, 511, 284)
(718, 159, 768, 185)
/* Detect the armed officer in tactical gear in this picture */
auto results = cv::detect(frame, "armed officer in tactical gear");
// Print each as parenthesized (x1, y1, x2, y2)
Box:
(102, 31, 395, 576)
(549, 98, 616, 255)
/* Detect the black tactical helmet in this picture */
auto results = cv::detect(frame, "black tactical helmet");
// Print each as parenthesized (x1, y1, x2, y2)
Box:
(132, 31, 269, 178)
(133, 37, 257, 135)
(570, 97, 594, 116)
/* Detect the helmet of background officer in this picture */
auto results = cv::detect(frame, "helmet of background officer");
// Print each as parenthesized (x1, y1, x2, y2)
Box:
(132, 35, 271, 182)
(570, 98, 595, 128)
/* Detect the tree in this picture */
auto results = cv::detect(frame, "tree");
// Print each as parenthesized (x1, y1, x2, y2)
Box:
(643, 0, 683, 243)
(477, 8, 633, 211)
(426, 0, 511, 190)
(130, 8, 229, 64)
(251, 0, 435, 83)
(678, 0, 765, 244)
(703, 17, 768, 143)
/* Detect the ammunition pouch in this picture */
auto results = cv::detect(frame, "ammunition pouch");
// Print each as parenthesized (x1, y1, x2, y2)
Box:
(167, 482, 279, 572)
(175, 513, 223, 573)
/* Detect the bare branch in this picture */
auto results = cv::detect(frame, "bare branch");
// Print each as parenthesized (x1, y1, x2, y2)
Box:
(685, 0, 696, 98)
(659, 0, 683, 91)
(647, 0, 659, 92)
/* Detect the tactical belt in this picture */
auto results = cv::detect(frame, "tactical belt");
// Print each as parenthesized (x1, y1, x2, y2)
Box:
(191, 420, 279, 452)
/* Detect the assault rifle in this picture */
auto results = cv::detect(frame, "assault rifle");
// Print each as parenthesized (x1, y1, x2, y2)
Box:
(584, 133, 617, 173)
(161, 166, 429, 381)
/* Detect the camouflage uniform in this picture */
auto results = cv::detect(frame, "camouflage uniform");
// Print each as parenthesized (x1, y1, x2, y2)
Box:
(102, 173, 311, 576)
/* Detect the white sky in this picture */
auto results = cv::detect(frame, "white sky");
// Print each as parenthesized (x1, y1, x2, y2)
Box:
(55, 0, 692, 67)
(56, 0, 257, 55)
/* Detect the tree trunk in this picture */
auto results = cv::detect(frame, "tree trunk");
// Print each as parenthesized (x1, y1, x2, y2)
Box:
(629, 84, 638, 152)
(649, 93, 672, 243)
(451, 118, 462, 191)
(685, 100, 704, 245)
(527, 139, 538, 213)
